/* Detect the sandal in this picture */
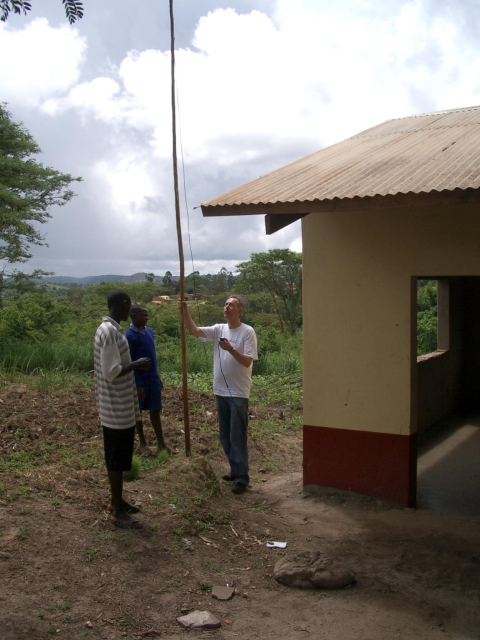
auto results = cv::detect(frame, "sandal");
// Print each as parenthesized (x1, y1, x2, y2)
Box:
(110, 515, 143, 529)
(107, 501, 140, 514)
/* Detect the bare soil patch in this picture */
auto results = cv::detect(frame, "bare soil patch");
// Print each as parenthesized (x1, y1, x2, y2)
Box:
(0, 381, 479, 639)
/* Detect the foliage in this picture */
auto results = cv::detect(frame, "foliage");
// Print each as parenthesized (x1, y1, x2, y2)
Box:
(162, 271, 173, 287)
(417, 280, 437, 356)
(0, 269, 441, 375)
(1, 268, 51, 305)
(0, 338, 93, 379)
(161, 370, 303, 408)
(250, 373, 303, 409)
(123, 455, 143, 481)
(208, 267, 235, 295)
(236, 249, 302, 335)
(185, 271, 212, 295)
(0, 292, 67, 342)
(0, 104, 81, 303)
(127, 281, 168, 305)
(0, 103, 80, 262)
(254, 330, 302, 376)
(0, 0, 83, 24)
(417, 279, 437, 312)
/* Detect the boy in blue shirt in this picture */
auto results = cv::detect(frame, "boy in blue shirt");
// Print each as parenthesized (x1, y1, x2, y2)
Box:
(126, 305, 170, 455)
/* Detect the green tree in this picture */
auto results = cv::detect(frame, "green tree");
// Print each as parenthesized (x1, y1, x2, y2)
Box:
(128, 281, 166, 305)
(208, 267, 231, 296)
(0, 104, 81, 304)
(162, 271, 173, 287)
(417, 280, 437, 355)
(0, 291, 67, 342)
(185, 271, 212, 296)
(236, 249, 302, 335)
(1, 1, 83, 24)
(1, 268, 47, 303)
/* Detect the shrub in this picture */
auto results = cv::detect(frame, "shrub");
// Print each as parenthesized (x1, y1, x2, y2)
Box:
(123, 455, 143, 481)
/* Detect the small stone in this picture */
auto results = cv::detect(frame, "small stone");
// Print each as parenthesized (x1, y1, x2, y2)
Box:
(177, 610, 221, 629)
(212, 586, 235, 601)
(85, 621, 93, 629)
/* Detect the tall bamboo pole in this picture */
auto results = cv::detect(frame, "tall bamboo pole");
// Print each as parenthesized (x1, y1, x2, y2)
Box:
(169, 0, 191, 456)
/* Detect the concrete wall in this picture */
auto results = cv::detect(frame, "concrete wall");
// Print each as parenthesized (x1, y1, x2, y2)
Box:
(417, 352, 456, 432)
(303, 204, 480, 438)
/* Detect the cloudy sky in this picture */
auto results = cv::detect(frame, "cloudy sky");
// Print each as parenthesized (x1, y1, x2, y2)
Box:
(2, 0, 480, 277)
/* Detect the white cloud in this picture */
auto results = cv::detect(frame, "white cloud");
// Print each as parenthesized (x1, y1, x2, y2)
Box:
(7, 1, 480, 276)
(0, 18, 86, 107)
(40, 2, 480, 155)
(43, 77, 122, 120)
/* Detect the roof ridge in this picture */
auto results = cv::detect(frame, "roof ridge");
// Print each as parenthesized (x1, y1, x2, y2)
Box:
(392, 104, 480, 123)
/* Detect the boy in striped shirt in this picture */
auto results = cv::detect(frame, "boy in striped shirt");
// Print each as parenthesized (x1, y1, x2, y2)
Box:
(94, 290, 151, 529)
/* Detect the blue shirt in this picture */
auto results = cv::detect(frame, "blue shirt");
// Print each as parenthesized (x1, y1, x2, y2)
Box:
(125, 324, 160, 387)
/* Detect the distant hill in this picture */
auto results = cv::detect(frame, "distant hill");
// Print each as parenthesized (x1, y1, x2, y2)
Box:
(37, 273, 179, 285)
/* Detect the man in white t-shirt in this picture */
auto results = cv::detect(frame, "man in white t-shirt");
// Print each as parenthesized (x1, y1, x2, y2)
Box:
(180, 296, 258, 494)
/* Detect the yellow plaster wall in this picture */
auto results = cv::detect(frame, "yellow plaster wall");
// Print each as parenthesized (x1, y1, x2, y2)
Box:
(303, 203, 480, 436)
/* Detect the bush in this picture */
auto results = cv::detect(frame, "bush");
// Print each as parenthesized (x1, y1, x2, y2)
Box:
(123, 455, 143, 481)
(417, 280, 437, 355)
(0, 292, 67, 342)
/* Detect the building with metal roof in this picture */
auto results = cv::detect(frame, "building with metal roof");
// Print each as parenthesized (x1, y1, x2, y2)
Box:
(201, 106, 480, 507)
(202, 105, 480, 232)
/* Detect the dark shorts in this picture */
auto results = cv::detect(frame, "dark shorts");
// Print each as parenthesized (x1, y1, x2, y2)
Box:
(102, 425, 135, 472)
(139, 375, 163, 412)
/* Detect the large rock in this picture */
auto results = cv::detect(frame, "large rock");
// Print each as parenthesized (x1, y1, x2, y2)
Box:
(176, 610, 221, 629)
(274, 551, 355, 589)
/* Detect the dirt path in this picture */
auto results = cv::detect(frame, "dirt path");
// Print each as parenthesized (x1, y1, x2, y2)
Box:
(1, 383, 479, 639)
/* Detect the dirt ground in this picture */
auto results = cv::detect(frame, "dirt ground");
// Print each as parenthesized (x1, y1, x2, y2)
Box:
(1, 382, 479, 640)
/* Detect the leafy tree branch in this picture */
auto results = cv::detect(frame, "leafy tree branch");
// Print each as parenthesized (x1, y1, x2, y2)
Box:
(0, 104, 82, 304)
(1, 0, 83, 24)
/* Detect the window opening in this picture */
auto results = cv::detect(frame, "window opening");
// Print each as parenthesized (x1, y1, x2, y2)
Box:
(417, 279, 449, 357)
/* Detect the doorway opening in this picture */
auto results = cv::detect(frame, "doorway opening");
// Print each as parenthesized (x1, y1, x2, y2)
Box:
(415, 276, 480, 516)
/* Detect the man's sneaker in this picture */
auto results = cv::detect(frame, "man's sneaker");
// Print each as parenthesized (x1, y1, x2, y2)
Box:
(222, 473, 235, 481)
(231, 482, 247, 495)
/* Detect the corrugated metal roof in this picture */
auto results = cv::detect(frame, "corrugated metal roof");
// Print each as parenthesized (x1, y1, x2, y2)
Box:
(201, 106, 480, 215)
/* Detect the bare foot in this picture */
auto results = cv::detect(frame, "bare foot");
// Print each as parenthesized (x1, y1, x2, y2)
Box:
(156, 443, 173, 455)
(107, 500, 140, 514)
(138, 443, 154, 456)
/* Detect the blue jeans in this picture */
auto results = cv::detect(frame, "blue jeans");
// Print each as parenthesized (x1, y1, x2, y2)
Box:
(215, 395, 249, 485)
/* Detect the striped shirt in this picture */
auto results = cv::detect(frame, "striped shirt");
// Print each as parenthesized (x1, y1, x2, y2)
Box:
(94, 316, 140, 429)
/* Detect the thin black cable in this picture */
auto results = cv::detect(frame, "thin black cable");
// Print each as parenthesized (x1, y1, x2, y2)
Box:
(175, 81, 210, 373)
(175, 83, 199, 309)
(175, 84, 282, 472)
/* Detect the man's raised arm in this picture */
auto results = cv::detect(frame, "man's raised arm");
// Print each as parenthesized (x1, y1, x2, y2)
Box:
(178, 301, 206, 338)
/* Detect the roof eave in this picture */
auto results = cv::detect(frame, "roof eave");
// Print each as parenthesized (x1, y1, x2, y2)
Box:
(201, 187, 480, 218)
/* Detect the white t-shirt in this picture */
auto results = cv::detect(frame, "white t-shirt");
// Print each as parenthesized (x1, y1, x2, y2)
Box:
(200, 323, 258, 398)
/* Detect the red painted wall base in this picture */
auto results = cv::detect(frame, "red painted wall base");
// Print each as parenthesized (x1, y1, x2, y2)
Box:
(303, 425, 417, 507)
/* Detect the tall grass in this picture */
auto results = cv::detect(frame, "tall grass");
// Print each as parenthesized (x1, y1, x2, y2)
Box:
(0, 339, 93, 375)
(0, 330, 302, 378)
(159, 336, 214, 373)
